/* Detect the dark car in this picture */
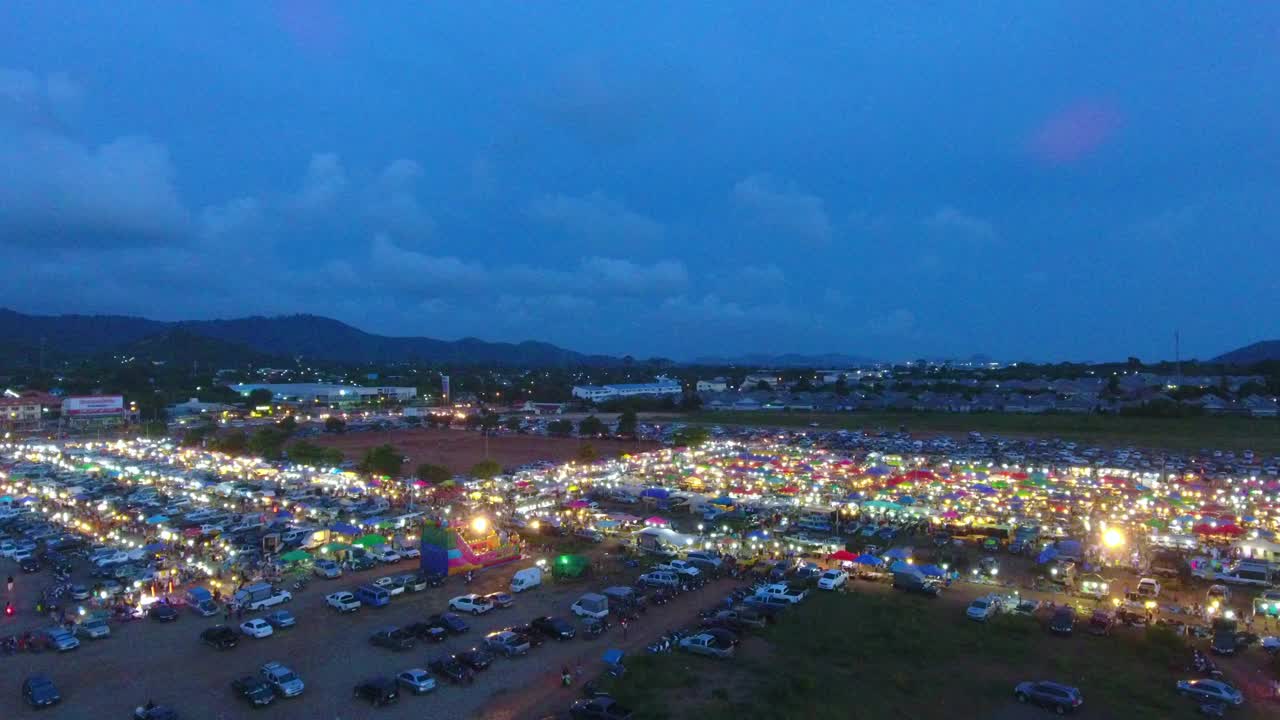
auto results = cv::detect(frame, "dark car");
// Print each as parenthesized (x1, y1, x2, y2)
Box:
(1014, 680, 1083, 714)
(19, 556, 40, 573)
(1087, 610, 1114, 636)
(200, 625, 239, 650)
(231, 676, 276, 707)
(133, 705, 179, 720)
(429, 654, 475, 685)
(506, 623, 546, 648)
(531, 615, 576, 641)
(570, 697, 634, 719)
(369, 627, 416, 651)
(404, 621, 449, 643)
(1211, 630, 1238, 655)
(700, 627, 740, 648)
(353, 677, 399, 706)
(22, 675, 61, 708)
(427, 612, 469, 634)
(483, 591, 514, 608)
(149, 604, 179, 622)
(457, 648, 494, 671)
(1049, 607, 1075, 635)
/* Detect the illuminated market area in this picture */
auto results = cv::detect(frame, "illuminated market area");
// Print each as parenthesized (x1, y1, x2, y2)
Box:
(2, 435, 1280, 718)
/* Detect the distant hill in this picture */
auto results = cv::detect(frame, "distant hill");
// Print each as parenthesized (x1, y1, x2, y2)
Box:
(1214, 340, 1280, 365)
(691, 352, 875, 367)
(0, 309, 617, 367)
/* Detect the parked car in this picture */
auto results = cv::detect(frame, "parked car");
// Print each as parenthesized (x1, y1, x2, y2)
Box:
(240, 618, 274, 639)
(201, 625, 240, 650)
(570, 697, 634, 719)
(375, 547, 402, 564)
(457, 648, 494, 671)
(396, 668, 437, 695)
(484, 630, 531, 656)
(449, 594, 495, 615)
(483, 591, 514, 608)
(967, 595, 1001, 622)
(1049, 607, 1075, 635)
(370, 627, 416, 651)
(353, 677, 400, 706)
(531, 615, 576, 640)
(313, 559, 342, 579)
(1014, 680, 1083, 714)
(429, 654, 475, 685)
(817, 569, 848, 590)
(1087, 610, 1114, 636)
(1176, 679, 1244, 706)
(399, 573, 428, 592)
(679, 632, 735, 658)
(373, 576, 406, 596)
(76, 617, 111, 639)
(427, 612, 469, 634)
(264, 610, 296, 629)
(231, 676, 276, 707)
(149, 604, 179, 623)
(326, 591, 361, 613)
(404, 621, 449, 643)
(22, 675, 61, 708)
(259, 661, 305, 698)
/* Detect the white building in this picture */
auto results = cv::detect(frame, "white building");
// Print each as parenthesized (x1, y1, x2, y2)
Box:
(696, 378, 729, 392)
(741, 373, 781, 390)
(572, 377, 683, 402)
(226, 383, 417, 404)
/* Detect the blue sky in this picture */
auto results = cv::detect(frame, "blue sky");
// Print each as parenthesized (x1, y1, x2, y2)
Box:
(1, 2, 1278, 361)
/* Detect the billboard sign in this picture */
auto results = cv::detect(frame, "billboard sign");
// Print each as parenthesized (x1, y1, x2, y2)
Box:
(62, 395, 125, 417)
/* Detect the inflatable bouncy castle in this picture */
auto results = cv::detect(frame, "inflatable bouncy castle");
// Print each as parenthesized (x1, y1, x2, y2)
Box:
(420, 518, 521, 576)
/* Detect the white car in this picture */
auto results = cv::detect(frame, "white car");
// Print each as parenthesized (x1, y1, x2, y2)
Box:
(967, 596, 1001, 622)
(399, 546, 420, 559)
(373, 576, 406, 596)
(396, 668, 437, 695)
(657, 560, 702, 578)
(326, 592, 361, 613)
(240, 618, 274, 639)
(448, 594, 494, 615)
(817, 569, 848, 590)
(1177, 679, 1243, 705)
(375, 547, 402, 564)
(0, 539, 15, 557)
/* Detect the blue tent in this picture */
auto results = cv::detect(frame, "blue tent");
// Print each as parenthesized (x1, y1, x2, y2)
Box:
(854, 554, 883, 566)
(274, 510, 293, 519)
(1037, 547, 1059, 564)
(142, 542, 166, 554)
(889, 561, 918, 574)
(640, 488, 670, 499)
(328, 522, 360, 536)
(144, 514, 168, 525)
(745, 529, 768, 540)
(885, 547, 911, 560)
(866, 466, 891, 476)
(1055, 539, 1082, 557)
(917, 564, 946, 577)
(897, 496, 915, 505)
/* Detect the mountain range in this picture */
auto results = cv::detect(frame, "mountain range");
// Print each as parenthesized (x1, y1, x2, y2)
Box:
(1213, 340, 1280, 365)
(0, 309, 617, 367)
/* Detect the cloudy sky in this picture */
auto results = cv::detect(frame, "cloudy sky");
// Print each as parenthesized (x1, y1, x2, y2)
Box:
(2, 3, 1278, 362)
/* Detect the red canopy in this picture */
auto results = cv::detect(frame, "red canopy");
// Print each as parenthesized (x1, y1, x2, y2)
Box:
(828, 550, 857, 562)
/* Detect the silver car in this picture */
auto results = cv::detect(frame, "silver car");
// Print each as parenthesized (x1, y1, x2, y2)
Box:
(1176, 679, 1243, 705)
(396, 668, 437, 695)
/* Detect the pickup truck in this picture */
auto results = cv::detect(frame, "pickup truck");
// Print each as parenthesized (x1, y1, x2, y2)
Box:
(755, 583, 807, 604)
(679, 633, 734, 659)
(325, 592, 361, 613)
(657, 560, 702, 579)
(741, 594, 790, 615)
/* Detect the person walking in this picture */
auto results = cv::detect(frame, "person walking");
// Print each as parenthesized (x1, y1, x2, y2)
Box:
(621, 618, 629, 640)
(6, 576, 12, 593)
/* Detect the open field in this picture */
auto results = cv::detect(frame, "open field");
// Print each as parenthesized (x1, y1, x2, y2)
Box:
(693, 410, 1280, 454)
(595, 590, 1270, 720)
(312, 427, 657, 473)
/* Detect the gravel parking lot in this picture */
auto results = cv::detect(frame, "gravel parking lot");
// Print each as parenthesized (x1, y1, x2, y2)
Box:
(4, 554, 723, 720)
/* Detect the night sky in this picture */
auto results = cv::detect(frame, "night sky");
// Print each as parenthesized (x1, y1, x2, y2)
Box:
(2, 3, 1278, 361)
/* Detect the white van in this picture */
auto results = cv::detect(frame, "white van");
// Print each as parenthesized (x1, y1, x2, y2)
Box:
(511, 567, 542, 593)
(571, 593, 609, 620)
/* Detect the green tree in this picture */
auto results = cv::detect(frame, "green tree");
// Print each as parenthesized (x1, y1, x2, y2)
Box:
(324, 416, 346, 433)
(672, 426, 711, 448)
(214, 429, 248, 455)
(249, 427, 290, 460)
(548, 419, 573, 437)
(245, 388, 274, 407)
(287, 441, 344, 466)
(416, 463, 452, 484)
(833, 375, 850, 397)
(503, 416, 522, 432)
(616, 409, 638, 437)
(470, 458, 502, 480)
(578, 415, 606, 437)
(754, 380, 771, 391)
(480, 412, 501, 432)
(576, 443, 599, 463)
(360, 444, 404, 477)
(276, 415, 298, 434)
(139, 419, 168, 437)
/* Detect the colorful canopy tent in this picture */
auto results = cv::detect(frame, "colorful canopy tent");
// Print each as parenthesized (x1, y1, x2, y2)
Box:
(644, 516, 670, 527)
(828, 550, 858, 562)
(280, 550, 312, 563)
(328, 522, 360, 536)
(319, 542, 351, 555)
(640, 488, 670, 499)
(884, 547, 912, 560)
(854, 554, 884, 566)
(916, 564, 946, 577)
(354, 533, 387, 548)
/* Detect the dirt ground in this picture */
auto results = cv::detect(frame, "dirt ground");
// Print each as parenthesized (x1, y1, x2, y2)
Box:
(312, 428, 658, 474)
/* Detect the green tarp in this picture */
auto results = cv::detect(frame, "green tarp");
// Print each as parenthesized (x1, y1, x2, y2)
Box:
(280, 550, 312, 563)
(354, 533, 387, 548)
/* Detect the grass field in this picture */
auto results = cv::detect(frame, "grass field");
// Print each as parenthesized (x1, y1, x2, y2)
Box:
(692, 410, 1280, 454)
(597, 591, 1252, 720)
